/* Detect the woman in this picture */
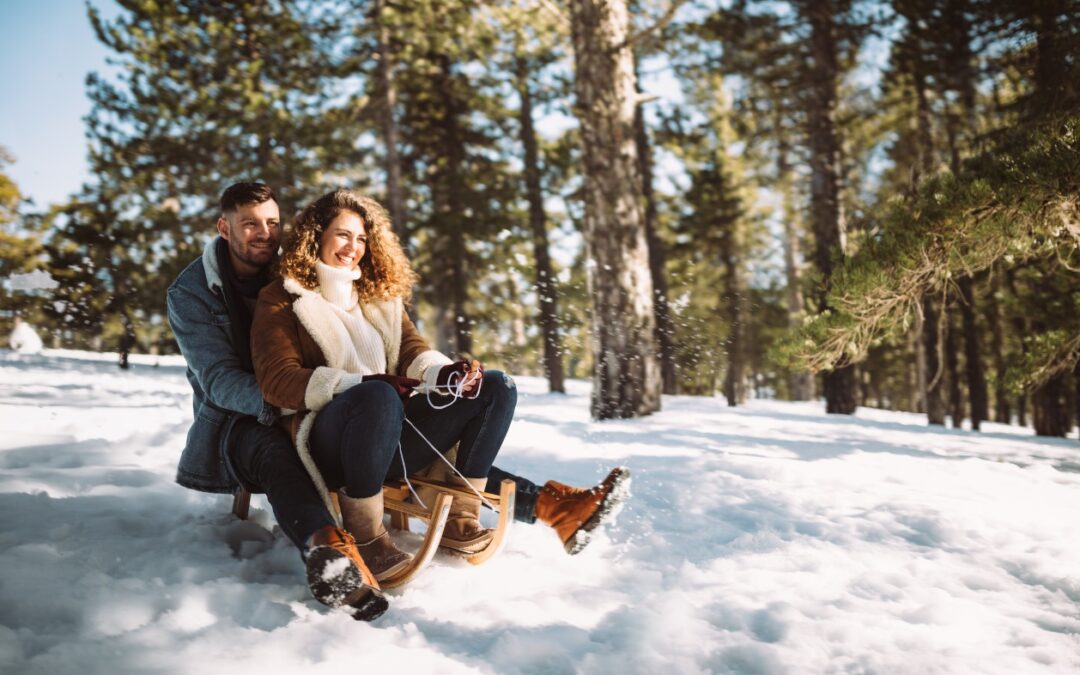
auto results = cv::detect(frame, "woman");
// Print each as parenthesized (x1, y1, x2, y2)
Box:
(251, 189, 517, 584)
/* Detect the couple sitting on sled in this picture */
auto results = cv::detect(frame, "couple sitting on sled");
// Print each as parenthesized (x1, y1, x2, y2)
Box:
(168, 182, 629, 621)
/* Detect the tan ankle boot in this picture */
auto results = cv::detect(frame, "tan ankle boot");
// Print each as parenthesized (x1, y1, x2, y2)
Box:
(338, 489, 413, 581)
(440, 477, 495, 555)
(535, 466, 631, 555)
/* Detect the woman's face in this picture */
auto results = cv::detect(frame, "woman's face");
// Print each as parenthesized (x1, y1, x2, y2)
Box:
(318, 210, 367, 271)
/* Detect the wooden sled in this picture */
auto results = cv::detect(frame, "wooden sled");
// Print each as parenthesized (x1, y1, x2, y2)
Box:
(383, 476, 516, 567)
(230, 477, 515, 587)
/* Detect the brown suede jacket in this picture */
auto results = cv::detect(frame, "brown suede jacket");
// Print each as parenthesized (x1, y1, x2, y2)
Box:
(251, 276, 448, 447)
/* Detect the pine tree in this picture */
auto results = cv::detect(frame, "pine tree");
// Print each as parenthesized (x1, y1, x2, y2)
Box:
(54, 0, 352, 351)
(695, 0, 875, 410)
(635, 64, 678, 397)
(800, 0, 859, 414)
(569, 0, 662, 419)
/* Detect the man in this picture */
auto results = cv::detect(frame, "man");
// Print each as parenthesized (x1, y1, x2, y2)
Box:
(168, 182, 628, 620)
(168, 182, 386, 621)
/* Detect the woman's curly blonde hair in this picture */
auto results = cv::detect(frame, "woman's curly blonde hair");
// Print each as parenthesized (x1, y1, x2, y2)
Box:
(278, 189, 417, 302)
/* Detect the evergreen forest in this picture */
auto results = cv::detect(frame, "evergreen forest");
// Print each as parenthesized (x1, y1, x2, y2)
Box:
(1, 0, 1078, 434)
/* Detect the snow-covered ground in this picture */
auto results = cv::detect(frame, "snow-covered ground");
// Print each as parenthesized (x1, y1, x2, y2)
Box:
(1, 349, 1078, 674)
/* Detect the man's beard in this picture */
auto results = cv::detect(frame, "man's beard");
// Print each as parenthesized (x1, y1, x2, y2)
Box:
(232, 240, 277, 270)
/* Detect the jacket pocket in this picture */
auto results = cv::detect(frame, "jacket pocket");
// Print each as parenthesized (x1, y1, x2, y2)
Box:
(179, 403, 229, 487)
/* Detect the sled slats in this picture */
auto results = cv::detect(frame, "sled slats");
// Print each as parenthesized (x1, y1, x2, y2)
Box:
(382, 495, 438, 520)
(466, 478, 515, 566)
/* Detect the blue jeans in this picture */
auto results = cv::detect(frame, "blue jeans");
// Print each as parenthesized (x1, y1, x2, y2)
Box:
(308, 370, 517, 499)
(226, 417, 335, 549)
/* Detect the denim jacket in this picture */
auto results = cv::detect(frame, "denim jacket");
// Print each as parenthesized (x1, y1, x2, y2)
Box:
(166, 238, 278, 493)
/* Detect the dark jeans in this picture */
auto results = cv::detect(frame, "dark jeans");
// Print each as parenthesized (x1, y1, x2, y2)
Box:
(487, 465, 540, 524)
(227, 370, 537, 551)
(226, 417, 335, 549)
(308, 370, 517, 499)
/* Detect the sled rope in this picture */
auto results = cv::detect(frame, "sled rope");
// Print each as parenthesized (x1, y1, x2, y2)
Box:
(396, 440, 426, 508)
(422, 367, 483, 410)
(402, 417, 499, 513)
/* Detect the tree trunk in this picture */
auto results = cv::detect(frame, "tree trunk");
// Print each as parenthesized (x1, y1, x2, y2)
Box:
(923, 295, 947, 425)
(569, 0, 662, 419)
(721, 221, 745, 407)
(374, 0, 408, 241)
(1074, 361, 1080, 440)
(804, 0, 855, 414)
(911, 312, 925, 412)
(1006, 268, 1029, 426)
(945, 305, 964, 428)
(986, 271, 1010, 423)
(506, 275, 528, 376)
(432, 53, 471, 356)
(634, 71, 677, 396)
(958, 276, 988, 430)
(1033, 372, 1069, 437)
(1030, 0, 1071, 114)
(910, 19, 944, 425)
(515, 56, 565, 393)
(776, 117, 813, 401)
(118, 317, 135, 370)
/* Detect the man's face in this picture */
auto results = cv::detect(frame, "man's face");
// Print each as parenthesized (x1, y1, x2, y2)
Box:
(217, 199, 280, 277)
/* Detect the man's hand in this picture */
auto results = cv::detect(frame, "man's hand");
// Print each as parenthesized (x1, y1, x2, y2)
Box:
(362, 373, 421, 402)
(435, 359, 484, 399)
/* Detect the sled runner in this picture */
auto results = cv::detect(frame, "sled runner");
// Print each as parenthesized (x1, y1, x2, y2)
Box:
(230, 477, 515, 587)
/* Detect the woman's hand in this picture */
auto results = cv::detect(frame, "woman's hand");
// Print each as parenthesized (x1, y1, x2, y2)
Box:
(435, 359, 484, 399)
(362, 373, 421, 402)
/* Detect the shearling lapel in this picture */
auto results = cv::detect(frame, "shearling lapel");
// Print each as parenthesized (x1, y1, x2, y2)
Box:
(360, 298, 403, 374)
(283, 277, 404, 373)
(283, 277, 352, 369)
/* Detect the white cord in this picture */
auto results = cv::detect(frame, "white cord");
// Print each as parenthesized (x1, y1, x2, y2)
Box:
(403, 415, 499, 513)
(422, 367, 484, 410)
(397, 441, 426, 509)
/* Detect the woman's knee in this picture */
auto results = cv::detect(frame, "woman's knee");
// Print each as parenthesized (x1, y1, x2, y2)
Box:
(340, 379, 405, 421)
(482, 370, 517, 407)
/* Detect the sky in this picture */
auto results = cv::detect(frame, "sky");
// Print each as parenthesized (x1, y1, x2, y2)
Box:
(0, 1, 694, 215)
(0, 0, 119, 210)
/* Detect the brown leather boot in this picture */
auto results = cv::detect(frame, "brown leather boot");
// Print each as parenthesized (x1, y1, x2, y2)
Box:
(304, 525, 388, 621)
(440, 477, 495, 555)
(535, 466, 631, 555)
(338, 489, 413, 581)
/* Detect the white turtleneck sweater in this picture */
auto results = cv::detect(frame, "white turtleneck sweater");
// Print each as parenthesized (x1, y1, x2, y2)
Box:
(314, 261, 389, 393)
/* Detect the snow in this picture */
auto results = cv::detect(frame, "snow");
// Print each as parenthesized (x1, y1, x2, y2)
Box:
(1, 349, 1078, 674)
(7, 321, 43, 353)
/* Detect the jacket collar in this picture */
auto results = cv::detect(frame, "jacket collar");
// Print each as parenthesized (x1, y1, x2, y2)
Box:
(282, 276, 404, 375)
(202, 236, 224, 292)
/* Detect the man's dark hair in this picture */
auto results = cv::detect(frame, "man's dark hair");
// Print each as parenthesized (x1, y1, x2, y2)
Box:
(220, 182, 276, 215)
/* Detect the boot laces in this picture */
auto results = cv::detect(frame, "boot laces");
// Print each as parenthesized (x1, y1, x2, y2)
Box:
(327, 529, 358, 553)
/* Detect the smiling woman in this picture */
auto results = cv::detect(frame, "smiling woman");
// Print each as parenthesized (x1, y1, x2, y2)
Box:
(250, 188, 520, 617)
(318, 211, 367, 271)
(276, 190, 416, 302)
